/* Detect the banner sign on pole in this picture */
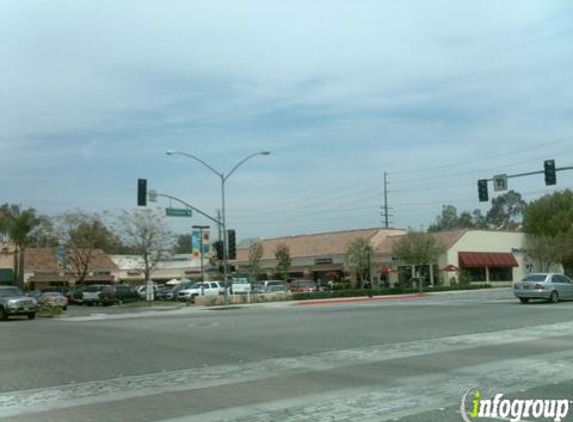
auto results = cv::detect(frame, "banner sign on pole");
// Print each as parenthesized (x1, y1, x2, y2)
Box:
(202, 230, 210, 258)
(191, 230, 201, 258)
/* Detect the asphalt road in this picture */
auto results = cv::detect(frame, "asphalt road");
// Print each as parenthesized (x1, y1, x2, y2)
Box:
(1, 288, 573, 422)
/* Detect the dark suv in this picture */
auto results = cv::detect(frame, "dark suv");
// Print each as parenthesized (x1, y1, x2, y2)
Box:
(98, 285, 141, 305)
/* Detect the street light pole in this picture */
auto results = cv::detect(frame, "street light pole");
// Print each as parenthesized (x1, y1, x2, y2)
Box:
(165, 149, 270, 305)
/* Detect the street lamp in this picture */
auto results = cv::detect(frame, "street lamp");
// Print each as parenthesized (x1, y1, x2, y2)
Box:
(165, 149, 270, 304)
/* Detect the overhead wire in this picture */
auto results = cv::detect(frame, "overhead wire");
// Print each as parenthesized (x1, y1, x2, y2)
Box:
(227, 134, 573, 227)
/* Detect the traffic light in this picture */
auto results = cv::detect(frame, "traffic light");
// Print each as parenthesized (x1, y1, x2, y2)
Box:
(477, 179, 488, 202)
(544, 159, 556, 185)
(213, 240, 224, 261)
(227, 229, 236, 260)
(137, 179, 147, 206)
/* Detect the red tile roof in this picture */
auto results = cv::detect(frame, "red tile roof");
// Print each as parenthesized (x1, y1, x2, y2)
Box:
(235, 228, 405, 262)
(377, 229, 467, 256)
(25, 248, 118, 272)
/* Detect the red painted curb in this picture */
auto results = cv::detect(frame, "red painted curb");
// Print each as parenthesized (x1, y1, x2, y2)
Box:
(297, 293, 430, 306)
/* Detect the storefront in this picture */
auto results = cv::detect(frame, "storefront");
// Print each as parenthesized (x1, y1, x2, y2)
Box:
(234, 228, 530, 287)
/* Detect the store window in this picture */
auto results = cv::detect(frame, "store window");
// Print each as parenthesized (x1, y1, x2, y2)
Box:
(466, 267, 486, 282)
(489, 267, 513, 282)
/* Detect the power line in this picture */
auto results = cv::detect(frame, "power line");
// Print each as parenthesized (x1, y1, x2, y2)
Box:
(390, 133, 573, 175)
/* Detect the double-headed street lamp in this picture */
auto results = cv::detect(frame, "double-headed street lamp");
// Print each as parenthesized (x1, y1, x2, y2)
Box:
(165, 149, 270, 302)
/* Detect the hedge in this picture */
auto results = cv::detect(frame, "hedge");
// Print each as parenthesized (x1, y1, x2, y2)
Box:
(291, 284, 491, 301)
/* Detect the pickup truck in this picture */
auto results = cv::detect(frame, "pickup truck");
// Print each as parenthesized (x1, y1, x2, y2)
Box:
(177, 282, 223, 301)
(0, 286, 38, 320)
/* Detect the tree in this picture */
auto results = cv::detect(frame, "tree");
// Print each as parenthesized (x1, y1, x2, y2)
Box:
(428, 205, 459, 232)
(523, 190, 573, 273)
(392, 230, 445, 290)
(0, 204, 42, 288)
(28, 215, 59, 248)
(344, 238, 374, 288)
(472, 209, 488, 229)
(274, 243, 291, 281)
(523, 190, 573, 237)
(525, 234, 563, 273)
(116, 209, 174, 283)
(174, 234, 192, 254)
(428, 205, 488, 232)
(55, 211, 115, 284)
(248, 241, 264, 282)
(485, 190, 527, 229)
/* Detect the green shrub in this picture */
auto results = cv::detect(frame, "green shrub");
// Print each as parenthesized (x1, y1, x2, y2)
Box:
(37, 304, 63, 316)
(291, 284, 491, 301)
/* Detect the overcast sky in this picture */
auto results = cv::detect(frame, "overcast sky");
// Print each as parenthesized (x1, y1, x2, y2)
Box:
(1, 0, 572, 241)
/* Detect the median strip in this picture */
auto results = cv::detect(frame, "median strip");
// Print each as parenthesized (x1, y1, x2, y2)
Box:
(296, 293, 429, 306)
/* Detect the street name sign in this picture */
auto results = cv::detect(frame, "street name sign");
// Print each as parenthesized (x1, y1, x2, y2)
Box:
(493, 174, 508, 192)
(166, 208, 193, 217)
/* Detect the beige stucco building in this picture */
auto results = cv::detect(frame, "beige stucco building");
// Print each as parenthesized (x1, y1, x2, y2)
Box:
(234, 228, 535, 287)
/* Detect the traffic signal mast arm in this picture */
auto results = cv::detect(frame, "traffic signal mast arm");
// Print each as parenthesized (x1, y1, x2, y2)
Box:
(154, 193, 222, 226)
(477, 161, 573, 201)
(481, 164, 573, 183)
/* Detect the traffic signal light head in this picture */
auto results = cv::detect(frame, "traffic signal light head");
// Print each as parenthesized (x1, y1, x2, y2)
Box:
(477, 179, 488, 202)
(227, 229, 236, 260)
(544, 159, 556, 185)
(137, 179, 147, 206)
(213, 240, 224, 261)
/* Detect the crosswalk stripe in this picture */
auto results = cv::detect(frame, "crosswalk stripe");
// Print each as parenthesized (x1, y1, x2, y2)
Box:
(2, 320, 573, 419)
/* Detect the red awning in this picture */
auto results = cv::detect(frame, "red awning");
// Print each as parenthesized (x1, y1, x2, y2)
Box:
(458, 252, 518, 268)
(380, 266, 395, 274)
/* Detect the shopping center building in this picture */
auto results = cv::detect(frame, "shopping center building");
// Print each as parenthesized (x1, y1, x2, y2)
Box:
(234, 228, 534, 286)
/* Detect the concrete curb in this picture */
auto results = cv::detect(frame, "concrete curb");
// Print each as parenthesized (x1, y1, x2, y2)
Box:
(296, 293, 430, 306)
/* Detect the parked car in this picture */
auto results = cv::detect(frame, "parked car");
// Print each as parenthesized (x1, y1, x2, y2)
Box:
(178, 282, 222, 301)
(171, 281, 194, 296)
(38, 292, 68, 310)
(252, 281, 287, 294)
(513, 273, 573, 303)
(81, 285, 108, 306)
(136, 284, 159, 300)
(156, 286, 174, 300)
(288, 280, 318, 293)
(98, 285, 141, 306)
(0, 286, 38, 320)
(252, 284, 266, 294)
(27, 291, 43, 302)
(69, 287, 86, 305)
(41, 286, 72, 298)
(266, 283, 288, 293)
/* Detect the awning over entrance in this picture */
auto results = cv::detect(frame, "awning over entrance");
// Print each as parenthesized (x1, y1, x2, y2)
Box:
(458, 252, 518, 268)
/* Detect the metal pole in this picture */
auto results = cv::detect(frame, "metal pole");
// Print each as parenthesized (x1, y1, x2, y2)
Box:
(383, 172, 389, 229)
(200, 227, 205, 282)
(221, 177, 229, 306)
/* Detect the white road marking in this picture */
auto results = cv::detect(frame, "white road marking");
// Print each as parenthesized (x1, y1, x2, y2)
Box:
(160, 351, 573, 422)
(2, 320, 573, 418)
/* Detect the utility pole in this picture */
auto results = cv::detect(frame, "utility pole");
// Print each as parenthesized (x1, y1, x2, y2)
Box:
(382, 172, 392, 228)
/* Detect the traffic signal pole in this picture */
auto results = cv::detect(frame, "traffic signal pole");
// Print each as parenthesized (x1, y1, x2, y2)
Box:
(477, 160, 573, 201)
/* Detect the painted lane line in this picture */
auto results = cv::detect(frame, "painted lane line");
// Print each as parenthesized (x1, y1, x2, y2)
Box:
(3, 320, 573, 417)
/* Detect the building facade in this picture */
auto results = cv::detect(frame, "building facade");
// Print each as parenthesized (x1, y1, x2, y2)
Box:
(24, 248, 118, 290)
(234, 228, 535, 287)
(110, 254, 208, 284)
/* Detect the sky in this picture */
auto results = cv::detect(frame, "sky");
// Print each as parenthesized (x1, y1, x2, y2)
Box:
(1, 0, 573, 242)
